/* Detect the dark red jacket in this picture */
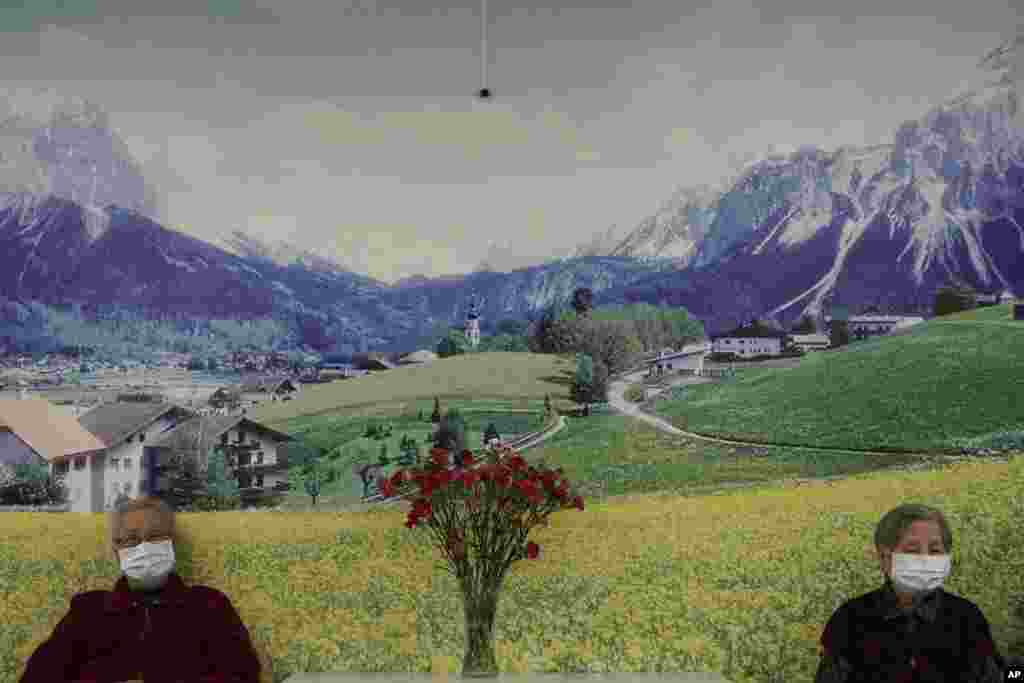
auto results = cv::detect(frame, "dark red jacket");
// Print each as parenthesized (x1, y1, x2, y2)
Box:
(814, 583, 1005, 682)
(19, 572, 261, 683)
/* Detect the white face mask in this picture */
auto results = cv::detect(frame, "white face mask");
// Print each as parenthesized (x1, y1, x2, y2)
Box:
(119, 540, 176, 590)
(889, 552, 951, 595)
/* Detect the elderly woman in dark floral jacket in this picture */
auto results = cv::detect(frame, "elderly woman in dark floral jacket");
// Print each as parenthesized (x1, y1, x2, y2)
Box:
(19, 495, 262, 683)
(813, 503, 1008, 682)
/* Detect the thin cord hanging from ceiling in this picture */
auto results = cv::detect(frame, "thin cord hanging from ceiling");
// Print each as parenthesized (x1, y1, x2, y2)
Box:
(478, 0, 491, 99)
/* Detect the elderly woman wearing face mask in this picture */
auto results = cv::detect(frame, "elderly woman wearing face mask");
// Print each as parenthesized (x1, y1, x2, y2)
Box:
(813, 503, 1007, 682)
(19, 495, 262, 683)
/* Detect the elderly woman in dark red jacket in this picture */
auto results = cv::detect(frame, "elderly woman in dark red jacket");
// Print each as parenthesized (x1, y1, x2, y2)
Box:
(814, 503, 1008, 682)
(19, 495, 261, 683)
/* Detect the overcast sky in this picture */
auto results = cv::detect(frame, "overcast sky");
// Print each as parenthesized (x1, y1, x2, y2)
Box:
(0, 0, 1020, 283)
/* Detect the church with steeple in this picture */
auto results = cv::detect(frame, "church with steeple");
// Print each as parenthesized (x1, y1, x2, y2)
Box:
(463, 296, 481, 348)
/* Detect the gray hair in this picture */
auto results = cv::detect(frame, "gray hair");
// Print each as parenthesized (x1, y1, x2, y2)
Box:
(108, 494, 176, 555)
(874, 503, 953, 553)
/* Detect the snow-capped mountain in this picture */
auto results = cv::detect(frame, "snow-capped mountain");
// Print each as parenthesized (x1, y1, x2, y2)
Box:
(0, 88, 160, 218)
(474, 238, 574, 273)
(211, 228, 368, 279)
(0, 89, 666, 352)
(606, 183, 721, 265)
(593, 33, 1024, 334)
(570, 224, 624, 258)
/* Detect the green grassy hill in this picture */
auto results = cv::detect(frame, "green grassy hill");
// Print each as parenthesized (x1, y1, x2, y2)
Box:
(650, 304, 1024, 453)
(932, 300, 1023, 322)
(249, 352, 577, 511)
(251, 352, 577, 427)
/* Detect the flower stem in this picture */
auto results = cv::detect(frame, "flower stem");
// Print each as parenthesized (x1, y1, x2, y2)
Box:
(462, 587, 501, 676)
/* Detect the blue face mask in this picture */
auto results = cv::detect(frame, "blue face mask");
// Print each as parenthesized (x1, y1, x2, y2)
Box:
(118, 540, 176, 590)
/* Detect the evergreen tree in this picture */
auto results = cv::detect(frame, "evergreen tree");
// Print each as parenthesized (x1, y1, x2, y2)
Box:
(496, 318, 526, 336)
(591, 358, 610, 403)
(483, 422, 501, 447)
(436, 330, 469, 358)
(197, 446, 243, 511)
(526, 303, 565, 353)
(829, 319, 851, 349)
(933, 286, 977, 317)
(301, 460, 326, 506)
(434, 408, 467, 455)
(791, 315, 817, 334)
(398, 435, 418, 465)
(572, 353, 595, 406)
(431, 397, 442, 423)
(571, 287, 595, 317)
(0, 461, 67, 506)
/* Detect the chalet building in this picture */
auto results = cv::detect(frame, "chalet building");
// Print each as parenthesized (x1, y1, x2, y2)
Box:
(208, 387, 242, 409)
(209, 376, 300, 411)
(645, 343, 711, 376)
(824, 314, 925, 340)
(0, 396, 107, 502)
(790, 333, 831, 352)
(69, 401, 199, 512)
(146, 415, 292, 503)
(13, 397, 294, 512)
(237, 376, 299, 401)
(710, 323, 788, 358)
(318, 368, 367, 382)
(975, 289, 1016, 306)
(398, 349, 439, 365)
(0, 369, 33, 390)
(360, 355, 396, 371)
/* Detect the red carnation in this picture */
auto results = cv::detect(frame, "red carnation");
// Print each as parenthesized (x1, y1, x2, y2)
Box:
(506, 455, 527, 471)
(412, 498, 432, 517)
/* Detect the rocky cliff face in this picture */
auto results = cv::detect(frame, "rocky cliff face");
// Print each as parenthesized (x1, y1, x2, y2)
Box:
(0, 89, 159, 217)
(591, 34, 1024, 335)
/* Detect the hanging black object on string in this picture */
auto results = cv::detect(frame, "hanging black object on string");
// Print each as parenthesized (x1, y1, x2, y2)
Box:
(476, 0, 492, 99)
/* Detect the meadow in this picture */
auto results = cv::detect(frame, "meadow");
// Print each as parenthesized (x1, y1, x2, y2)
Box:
(250, 352, 580, 425)
(648, 304, 1024, 453)
(269, 398, 551, 507)
(248, 351, 580, 510)
(3, 315, 1023, 682)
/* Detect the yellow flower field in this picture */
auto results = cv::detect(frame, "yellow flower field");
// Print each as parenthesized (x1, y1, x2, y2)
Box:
(3, 454, 1021, 683)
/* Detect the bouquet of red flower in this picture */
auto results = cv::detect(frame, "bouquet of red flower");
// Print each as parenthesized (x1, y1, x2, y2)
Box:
(377, 445, 584, 676)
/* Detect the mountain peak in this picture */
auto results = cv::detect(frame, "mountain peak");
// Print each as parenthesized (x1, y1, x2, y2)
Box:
(212, 228, 370, 280)
(0, 87, 158, 217)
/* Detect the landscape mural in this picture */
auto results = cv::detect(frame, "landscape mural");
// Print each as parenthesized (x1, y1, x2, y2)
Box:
(1, 2, 1022, 683)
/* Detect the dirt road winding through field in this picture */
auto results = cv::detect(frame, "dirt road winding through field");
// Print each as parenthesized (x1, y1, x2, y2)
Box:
(604, 369, 1010, 486)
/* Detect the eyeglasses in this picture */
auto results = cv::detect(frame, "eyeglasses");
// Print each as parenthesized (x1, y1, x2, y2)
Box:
(115, 533, 172, 549)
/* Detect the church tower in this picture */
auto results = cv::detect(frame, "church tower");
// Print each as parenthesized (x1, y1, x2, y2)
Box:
(464, 296, 481, 348)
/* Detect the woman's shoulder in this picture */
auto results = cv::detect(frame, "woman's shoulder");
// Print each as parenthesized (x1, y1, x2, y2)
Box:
(186, 583, 240, 609)
(829, 587, 989, 622)
(935, 589, 992, 621)
(829, 587, 881, 617)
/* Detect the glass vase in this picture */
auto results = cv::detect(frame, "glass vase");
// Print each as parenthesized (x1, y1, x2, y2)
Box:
(461, 587, 501, 677)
